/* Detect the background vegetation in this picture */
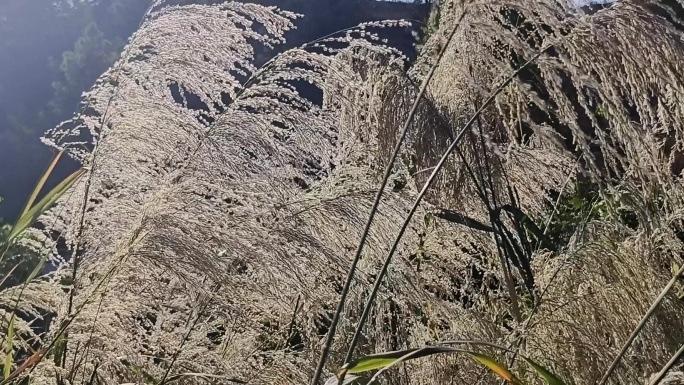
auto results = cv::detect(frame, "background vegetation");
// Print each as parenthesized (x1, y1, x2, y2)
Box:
(0, 0, 151, 222)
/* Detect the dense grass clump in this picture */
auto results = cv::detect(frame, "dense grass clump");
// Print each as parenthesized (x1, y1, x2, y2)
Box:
(3, 0, 684, 384)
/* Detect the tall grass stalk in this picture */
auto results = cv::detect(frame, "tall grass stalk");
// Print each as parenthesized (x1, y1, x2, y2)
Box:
(59, 2, 154, 372)
(158, 285, 214, 384)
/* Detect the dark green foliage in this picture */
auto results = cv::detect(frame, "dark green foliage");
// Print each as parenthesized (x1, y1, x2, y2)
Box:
(540, 178, 640, 250)
(48, 23, 125, 117)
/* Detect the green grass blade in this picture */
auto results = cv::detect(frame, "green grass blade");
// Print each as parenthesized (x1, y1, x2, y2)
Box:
(522, 357, 567, 385)
(52, 335, 66, 369)
(22, 250, 48, 287)
(8, 168, 85, 243)
(364, 347, 461, 383)
(20, 151, 63, 219)
(440, 340, 566, 385)
(1, 152, 64, 263)
(325, 375, 376, 385)
(468, 352, 524, 385)
(342, 346, 525, 385)
(342, 346, 457, 374)
(3, 316, 14, 379)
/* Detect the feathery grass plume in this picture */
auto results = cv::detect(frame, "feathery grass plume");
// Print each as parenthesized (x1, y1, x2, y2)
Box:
(312, 0, 684, 383)
(0, 148, 85, 380)
(352, 0, 684, 383)
(27, 1, 429, 383)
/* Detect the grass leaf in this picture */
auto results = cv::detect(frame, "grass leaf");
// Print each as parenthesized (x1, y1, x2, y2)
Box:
(0, 346, 47, 385)
(20, 151, 63, 219)
(468, 352, 524, 385)
(8, 168, 85, 243)
(0, 264, 20, 289)
(522, 357, 567, 385)
(342, 346, 525, 385)
(342, 346, 456, 374)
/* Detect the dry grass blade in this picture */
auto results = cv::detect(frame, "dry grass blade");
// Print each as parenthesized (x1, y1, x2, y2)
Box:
(0, 347, 48, 385)
(649, 344, 684, 385)
(0, 264, 19, 289)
